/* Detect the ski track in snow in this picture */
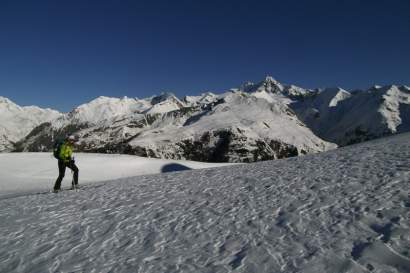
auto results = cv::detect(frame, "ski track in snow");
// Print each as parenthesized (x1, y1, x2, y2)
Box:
(1, 134, 410, 273)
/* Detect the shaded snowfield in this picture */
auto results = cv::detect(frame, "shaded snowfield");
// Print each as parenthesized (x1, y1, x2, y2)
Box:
(1, 133, 410, 272)
(0, 153, 233, 197)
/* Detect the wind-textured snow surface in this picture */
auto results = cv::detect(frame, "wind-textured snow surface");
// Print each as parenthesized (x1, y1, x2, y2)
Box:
(1, 133, 410, 273)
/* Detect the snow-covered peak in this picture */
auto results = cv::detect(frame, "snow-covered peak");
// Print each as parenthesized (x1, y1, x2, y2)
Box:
(0, 96, 61, 116)
(329, 90, 351, 107)
(382, 84, 410, 95)
(242, 75, 285, 94)
(0, 97, 22, 113)
(78, 96, 143, 107)
(284, 84, 312, 98)
(0, 96, 14, 105)
(240, 76, 313, 99)
(144, 92, 185, 115)
(264, 75, 276, 82)
(376, 85, 410, 133)
(0, 97, 61, 122)
(368, 84, 405, 93)
(368, 84, 408, 99)
(150, 92, 183, 106)
(183, 92, 218, 106)
(66, 96, 150, 125)
(51, 92, 186, 129)
(316, 87, 351, 107)
(0, 97, 61, 151)
(261, 75, 282, 88)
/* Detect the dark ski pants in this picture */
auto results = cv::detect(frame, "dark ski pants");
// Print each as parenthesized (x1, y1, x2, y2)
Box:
(54, 160, 79, 190)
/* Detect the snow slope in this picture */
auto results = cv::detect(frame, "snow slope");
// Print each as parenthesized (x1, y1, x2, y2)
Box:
(0, 153, 233, 198)
(0, 133, 409, 272)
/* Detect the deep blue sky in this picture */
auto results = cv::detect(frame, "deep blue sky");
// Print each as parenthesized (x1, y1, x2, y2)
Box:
(0, 0, 409, 112)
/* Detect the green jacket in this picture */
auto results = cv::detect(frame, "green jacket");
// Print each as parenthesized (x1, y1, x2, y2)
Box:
(59, 141, 73, 163)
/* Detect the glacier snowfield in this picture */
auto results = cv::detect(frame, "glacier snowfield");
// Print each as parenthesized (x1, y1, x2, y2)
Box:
(1, 133, 410, 272)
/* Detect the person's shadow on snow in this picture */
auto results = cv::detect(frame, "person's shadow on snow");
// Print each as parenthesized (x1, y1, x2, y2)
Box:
(161, 163, 191, 173)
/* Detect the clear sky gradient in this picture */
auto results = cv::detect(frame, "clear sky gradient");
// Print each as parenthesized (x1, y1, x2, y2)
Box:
(0, 0, 409, 112)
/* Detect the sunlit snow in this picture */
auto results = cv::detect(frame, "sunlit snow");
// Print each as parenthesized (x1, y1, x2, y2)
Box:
(0, 153, 233, 198)
(0, 133, 409, 272)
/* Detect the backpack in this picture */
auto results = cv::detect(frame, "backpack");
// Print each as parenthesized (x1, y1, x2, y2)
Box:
(53, 140, 64, 159)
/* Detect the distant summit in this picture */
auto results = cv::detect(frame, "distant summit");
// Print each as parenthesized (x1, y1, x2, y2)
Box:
(240, 75, 283, 93)
(241, 76, 312, 98)
(0, 97, 61, 151)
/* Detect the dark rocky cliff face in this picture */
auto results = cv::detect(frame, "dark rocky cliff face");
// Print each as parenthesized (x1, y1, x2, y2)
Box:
(14, 122, 89, 152)
(15, 121, 303, 163)
(86, 128, 302, 163)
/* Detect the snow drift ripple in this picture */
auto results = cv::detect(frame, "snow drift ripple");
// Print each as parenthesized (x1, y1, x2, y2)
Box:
(0, 132, 409, 272)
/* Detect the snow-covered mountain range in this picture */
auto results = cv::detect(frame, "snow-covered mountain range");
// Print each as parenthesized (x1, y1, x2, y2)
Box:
(293, 84, 410, 145)
(0, 97, 61, 151)
(3, 76, 410, 162)
(11, 82, 336, 162)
